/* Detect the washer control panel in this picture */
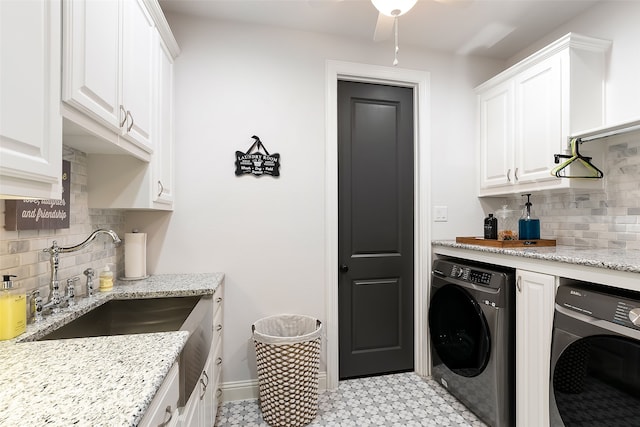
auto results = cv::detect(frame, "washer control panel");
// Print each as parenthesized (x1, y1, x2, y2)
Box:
(450, 265, 493, 286)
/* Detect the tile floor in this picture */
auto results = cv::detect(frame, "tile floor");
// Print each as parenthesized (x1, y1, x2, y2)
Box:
(215, 372, 487, 426)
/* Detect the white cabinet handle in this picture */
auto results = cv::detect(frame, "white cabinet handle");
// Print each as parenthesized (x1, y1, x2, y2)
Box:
(159, 405, 172, 426)
(517, 276, 522, 292)
(126, 110, 134, 132)
(200, 370, 209, 399)
(119, 105, 127, 128)
(506, 169, 512, 182)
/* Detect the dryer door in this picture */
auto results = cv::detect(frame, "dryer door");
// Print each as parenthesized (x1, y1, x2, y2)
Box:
(429, 283, 491, 377)
(550, 314, 640, 426)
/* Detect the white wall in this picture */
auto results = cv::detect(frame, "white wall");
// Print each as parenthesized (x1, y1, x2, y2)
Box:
(507, 0, 640, 125)
(127, 14, 503, 384)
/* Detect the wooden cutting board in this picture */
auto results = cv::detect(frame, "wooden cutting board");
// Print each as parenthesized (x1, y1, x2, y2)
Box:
(456, 236, 556, 247)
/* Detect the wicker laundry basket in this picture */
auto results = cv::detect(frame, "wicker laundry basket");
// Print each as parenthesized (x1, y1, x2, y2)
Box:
(252, 314, 322, 427)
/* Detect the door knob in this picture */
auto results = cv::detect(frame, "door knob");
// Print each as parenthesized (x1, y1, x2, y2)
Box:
(340, 265, 349, 273)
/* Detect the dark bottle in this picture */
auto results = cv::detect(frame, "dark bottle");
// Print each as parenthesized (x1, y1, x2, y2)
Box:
(484, 214, 497, 239)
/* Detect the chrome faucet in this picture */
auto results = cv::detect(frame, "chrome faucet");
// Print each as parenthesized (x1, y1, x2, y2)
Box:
(41, 229, 121, 314)
(83, 268, 95, 297)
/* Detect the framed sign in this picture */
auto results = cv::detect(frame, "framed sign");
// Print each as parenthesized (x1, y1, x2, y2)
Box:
(235, 135, 281, 177)
(4, 160, 71, 230)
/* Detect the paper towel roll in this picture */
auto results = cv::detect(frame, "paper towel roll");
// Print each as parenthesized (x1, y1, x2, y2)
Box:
(125, 232, 147, 278)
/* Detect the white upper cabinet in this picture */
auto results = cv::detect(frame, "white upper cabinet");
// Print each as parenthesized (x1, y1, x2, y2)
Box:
(62, 0, 120, 131)
(513, 54, 562, 185)
(62, 0, 155, 159)
(477, 33, 611, 197)
(121, 0, 155, 148)
(479, 81, 513, 189)
(153, 36, 175, 207)
(0, 0, 62, 199)
(85, 0, 179, 211)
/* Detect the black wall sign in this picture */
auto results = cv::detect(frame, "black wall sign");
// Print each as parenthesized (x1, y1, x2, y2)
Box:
(4, 160, 71, 230)
(235, 135, 280, 177)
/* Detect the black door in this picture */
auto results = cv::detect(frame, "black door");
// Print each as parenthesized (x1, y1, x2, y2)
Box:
(337, 80, 414, 379)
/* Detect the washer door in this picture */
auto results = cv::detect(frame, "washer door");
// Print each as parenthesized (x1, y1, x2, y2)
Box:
(429, 284, 491, 377)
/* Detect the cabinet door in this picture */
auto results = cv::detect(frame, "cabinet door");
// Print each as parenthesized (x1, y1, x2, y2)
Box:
(200, 354, 215, 426)
(0, 0, 62, 199)
(62, 0, 121, 131)
(516, 270, 556, 427)
(121, 0, 154, 149)
(138, 362, 179, 427)
(153, 36, 174, 206)
(514, 54, 563, 184)
(180, 391, 199, 427)
(479, 81, 514, 190)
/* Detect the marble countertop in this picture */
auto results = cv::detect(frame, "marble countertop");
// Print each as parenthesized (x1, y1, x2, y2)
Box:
(0, 273, 224, 426)
(432, 240, 640, 274)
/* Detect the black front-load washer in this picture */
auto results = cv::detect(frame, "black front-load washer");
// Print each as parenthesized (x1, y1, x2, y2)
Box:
(429, 258, 515, 427)
(550, 282, 640, 426)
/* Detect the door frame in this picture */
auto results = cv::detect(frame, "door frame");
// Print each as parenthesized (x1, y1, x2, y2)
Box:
(325, 60, 431, 389)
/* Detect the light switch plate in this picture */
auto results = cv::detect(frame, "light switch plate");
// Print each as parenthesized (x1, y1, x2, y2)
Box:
(434, 206, 448, 222)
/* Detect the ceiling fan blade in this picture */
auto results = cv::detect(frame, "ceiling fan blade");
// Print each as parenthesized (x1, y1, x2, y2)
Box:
(373, 12, 394, 42)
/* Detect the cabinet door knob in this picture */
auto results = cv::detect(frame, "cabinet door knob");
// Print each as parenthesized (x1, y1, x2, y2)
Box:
(340, 264, 349, 273)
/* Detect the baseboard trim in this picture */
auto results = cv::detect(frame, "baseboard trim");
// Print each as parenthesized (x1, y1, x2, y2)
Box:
(220, 372, 327, 403)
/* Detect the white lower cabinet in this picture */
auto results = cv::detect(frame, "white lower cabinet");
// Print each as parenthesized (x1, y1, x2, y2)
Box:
(139, 362, 180, 427)
(180, 285, 223, 427)
(515, 270, 557, 427)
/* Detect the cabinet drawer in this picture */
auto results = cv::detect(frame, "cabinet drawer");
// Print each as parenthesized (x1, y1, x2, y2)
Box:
(139, 362, 179, 427)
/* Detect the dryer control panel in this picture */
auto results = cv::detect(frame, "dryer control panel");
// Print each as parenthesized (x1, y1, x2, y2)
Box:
(556, 284, 640, 331)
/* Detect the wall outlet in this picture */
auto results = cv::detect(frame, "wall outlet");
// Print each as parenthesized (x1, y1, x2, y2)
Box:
(434, 206, 448, 222)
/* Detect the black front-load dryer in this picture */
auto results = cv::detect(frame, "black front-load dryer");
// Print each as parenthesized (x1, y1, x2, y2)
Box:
(429, 258, 515, 427)
(550, 282, 640, 426)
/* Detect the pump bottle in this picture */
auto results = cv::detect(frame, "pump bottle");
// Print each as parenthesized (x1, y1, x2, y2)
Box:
(519, 194, 540, 240)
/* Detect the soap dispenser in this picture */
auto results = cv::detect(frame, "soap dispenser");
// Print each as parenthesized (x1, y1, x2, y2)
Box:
(519, 194, 540, 240)
(0, 275, 26, 340)
(99, 265, 114, 292)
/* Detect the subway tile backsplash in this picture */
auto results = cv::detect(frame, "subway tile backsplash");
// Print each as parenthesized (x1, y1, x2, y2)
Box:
(500, 130, 640, 249)
(0, 146, 124, 301)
